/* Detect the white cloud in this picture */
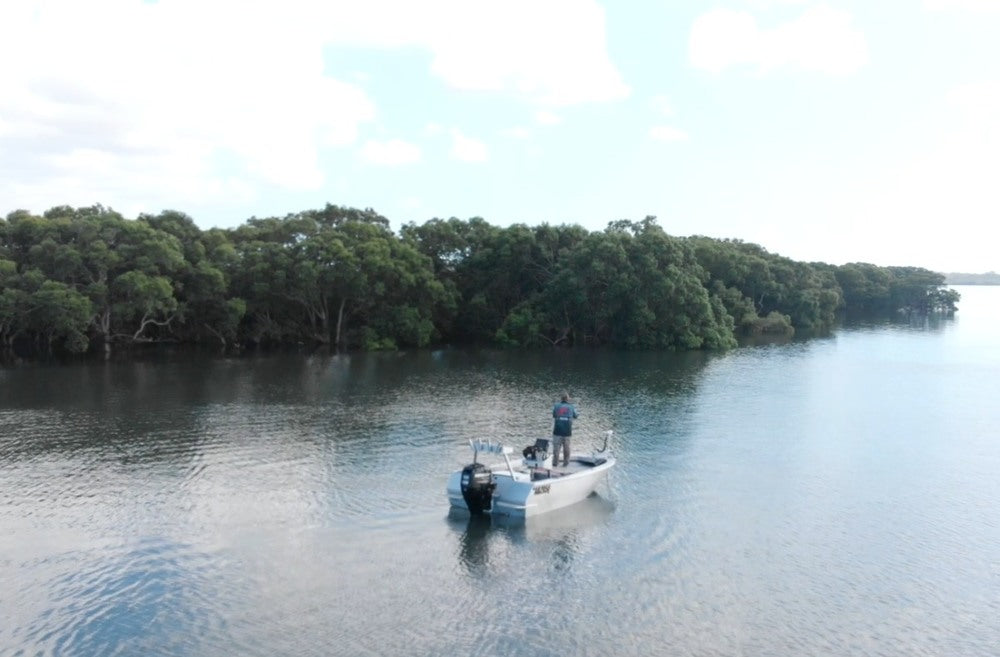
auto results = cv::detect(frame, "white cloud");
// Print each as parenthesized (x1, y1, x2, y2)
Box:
(0, 0, 377, 216)
(826, 81, 1000, 272)
(689, 4, 868, 75)
(946, 80, 1000, 127)
(503, 127, 532, 139)
(0, 0, 628, 219)
(325, 0, 629, 106)
(360, 139, 422, 166)
(744, 0, 808, 7)
(450, 130, 489, 162)
(9, 141, 257, 220)
(535, 111, 563, 126)
(924, 0, 1000, 11)
(649, 95, 675, 117)
(649, 126, 689, 142)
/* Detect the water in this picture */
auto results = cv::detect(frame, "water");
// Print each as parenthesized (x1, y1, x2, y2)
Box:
(1, 287, 998, 656)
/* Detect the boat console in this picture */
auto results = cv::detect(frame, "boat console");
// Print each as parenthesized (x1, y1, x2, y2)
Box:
(521, 438, 553, 469)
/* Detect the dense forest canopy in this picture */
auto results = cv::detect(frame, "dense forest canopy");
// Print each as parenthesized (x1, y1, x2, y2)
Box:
(0, 204, 960, 355)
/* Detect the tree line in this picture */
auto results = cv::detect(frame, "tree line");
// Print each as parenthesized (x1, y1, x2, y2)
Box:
(0, 204, 960, 355)
(945, 271, 1000, 285)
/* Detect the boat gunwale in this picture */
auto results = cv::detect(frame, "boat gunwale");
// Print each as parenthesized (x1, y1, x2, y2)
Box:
(488, 456, 616, 483)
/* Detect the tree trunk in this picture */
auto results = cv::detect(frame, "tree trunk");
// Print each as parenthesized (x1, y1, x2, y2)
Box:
(94, 308, 112, 346)
(334, 298, 347, 350)
(132, 313, 174, 342)
(204, 322, 227, 347)
(312, 306, 330, 344)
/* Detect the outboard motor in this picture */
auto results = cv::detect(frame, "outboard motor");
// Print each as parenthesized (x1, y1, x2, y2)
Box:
(460, 462, 495, 514)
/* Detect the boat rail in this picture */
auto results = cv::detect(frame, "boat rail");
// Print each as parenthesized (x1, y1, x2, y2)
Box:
(469, 439, 515, 474)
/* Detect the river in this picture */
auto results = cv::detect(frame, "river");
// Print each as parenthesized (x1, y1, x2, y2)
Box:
(1, 286, 997, 656)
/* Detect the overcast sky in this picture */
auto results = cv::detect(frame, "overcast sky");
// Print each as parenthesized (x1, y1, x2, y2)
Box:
(2, 0, 998, 273)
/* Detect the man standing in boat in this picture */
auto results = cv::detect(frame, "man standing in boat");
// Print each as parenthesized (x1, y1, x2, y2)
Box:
(551, 392, 578, 467)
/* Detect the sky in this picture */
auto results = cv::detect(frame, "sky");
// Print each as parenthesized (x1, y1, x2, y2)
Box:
(1, 0, 999, 273)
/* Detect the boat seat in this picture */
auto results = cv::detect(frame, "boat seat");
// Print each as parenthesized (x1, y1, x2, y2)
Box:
(522, 438, 552, 468)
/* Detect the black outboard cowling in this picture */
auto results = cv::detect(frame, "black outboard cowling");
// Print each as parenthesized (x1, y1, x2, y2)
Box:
(460, 462, 495, 514)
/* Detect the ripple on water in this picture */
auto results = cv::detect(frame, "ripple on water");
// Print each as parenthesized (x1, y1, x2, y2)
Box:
(3, 340, 1000, 656)
(8, 537, 240, 657)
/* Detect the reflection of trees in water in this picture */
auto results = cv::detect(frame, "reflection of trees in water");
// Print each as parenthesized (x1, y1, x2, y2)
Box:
(840, 308, 956, 335)
(0, 358, 227, 464)
(311, 346, 717, 402)
(324, 347, 722, 466)
(0, 348, 719, 465)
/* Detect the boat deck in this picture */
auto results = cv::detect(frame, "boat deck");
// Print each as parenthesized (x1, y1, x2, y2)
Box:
(526, 455, 609, 481)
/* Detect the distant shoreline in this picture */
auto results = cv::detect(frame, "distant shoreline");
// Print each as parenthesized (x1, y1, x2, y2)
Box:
(946, 273, 1000, 285)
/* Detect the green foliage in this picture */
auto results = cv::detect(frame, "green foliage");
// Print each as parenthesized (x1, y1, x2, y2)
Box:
(836, 263, 958, 314)
(28, 280, 93, 352)
(746, 311, 795, 336)
(486, 218, 738, 349)
(226, 206, 450, 350)
(359, 327, 397, 351)
(689, 236, 842, 332)
(0, 203, 960, 357)
(834, 262, 891, 311)
(111, 271, 178, 340)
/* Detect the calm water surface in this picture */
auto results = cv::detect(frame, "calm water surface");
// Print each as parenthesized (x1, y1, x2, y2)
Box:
(1, 286, 998, 656)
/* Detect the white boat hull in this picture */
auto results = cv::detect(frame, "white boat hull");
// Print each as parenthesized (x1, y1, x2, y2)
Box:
(447, 455, 615, 519)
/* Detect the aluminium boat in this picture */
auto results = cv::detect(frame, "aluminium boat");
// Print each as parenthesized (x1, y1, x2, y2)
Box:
(446, 431, 615, 518)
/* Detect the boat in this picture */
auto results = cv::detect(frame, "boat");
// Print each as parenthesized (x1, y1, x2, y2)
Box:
(446, 431, 616, 518)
